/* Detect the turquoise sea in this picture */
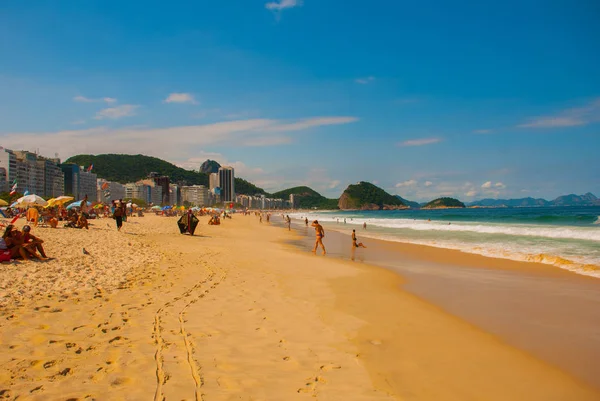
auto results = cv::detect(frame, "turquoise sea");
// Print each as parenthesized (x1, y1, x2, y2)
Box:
(290, 206, 600, 278)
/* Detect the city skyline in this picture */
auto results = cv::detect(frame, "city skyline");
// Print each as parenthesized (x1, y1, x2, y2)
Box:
(1, 1, 599, 201)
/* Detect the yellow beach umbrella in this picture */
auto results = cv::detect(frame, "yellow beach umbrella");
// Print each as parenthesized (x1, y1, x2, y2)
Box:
(53, 195, 74, 205)
(0, 199, 8, 206)
(45, 198, 57, 208)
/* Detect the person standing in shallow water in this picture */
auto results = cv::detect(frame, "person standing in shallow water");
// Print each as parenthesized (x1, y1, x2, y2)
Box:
(311, 220, 326, 254)
(305, 217, 308, 227)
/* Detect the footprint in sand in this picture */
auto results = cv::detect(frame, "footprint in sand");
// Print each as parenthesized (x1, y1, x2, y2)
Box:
(320, 364, 342, 371)
(43, 360, 57, 369)
(108, 336, 124, 344)
(58, 367, 73, 376)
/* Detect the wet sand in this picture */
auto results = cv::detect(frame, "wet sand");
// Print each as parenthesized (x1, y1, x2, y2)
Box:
(1, 214, 598, 400)
(287, 219, 600, 391)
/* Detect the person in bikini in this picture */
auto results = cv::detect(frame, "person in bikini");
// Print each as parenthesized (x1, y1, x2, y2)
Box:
(311, 220, 326, 254)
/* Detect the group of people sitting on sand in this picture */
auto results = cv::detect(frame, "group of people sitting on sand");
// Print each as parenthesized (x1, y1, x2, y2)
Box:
(0, 224, 48, 262)
(208, 215, 221, 225)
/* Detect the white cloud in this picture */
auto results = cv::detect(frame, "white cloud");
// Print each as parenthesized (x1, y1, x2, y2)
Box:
(482, 181, 506, 190)
(518, 98, 600, 128)
(398, 137, 441, 147)
(164, 93, 198, 104)
(395, 179, 418, 188)
(424, 181, 433, 187)
(328, 180, 341, 189)
(355, 76, 375, 84)
(265, 0, 301, 11)
(0, 116, 359, 162)
(74, 96, 117, 104)
(264, 116, 358, 132)
(473, 129, 491, 134)
(465, 190, 478, 197)
(94, 104, 139, 120)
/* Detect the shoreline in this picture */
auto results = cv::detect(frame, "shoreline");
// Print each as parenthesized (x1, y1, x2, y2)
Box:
(279, 217, 600, 391)
(1, 214, 599, 400)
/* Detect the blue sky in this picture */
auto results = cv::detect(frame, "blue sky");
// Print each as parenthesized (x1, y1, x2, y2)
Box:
(1, 0, 599, 200)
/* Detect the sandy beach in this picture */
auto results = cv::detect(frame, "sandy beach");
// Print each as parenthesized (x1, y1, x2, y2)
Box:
(1, 214, 599, 400)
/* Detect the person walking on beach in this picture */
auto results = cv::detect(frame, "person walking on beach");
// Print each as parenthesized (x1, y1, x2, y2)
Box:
(352, 229, 367, 248)
(113, 200, 124, 231)
(311, 220, 326, 254)
(80, 194, 89, 219)
(363, 222, 367, 230)
(305, 217, 308, 227)
(286, 215, 291, 231)
(120, 199, 127, 222)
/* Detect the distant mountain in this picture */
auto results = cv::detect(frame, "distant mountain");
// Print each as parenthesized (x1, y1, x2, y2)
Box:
(395, 195, 421, 209)
(551, 192, 599, 206)
(271, 186, 338, 209)
(422, 197, 465, 209)
(467, 193, 599, 207)
(66, 154, 268, 195)
(338, 182, 406, 210)
(199, 159, 221, 174)
(468, 197, 549, 208)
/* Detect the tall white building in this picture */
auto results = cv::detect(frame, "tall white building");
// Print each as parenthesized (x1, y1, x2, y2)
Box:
(169, 184, 180, 206)
(181, 185, 209, 206)
(209, 173, 219, 191)
(0, 149, 17, 191)
(218, 166, 235, 203)
(13, 151, 45, 195)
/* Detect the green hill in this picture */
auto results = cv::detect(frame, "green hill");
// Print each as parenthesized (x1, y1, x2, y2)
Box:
(271, 186, 338, 209)
(65, 154, 268, 195)
(395, 195, 421, 209)
(422, 197, 465, 209)
(338, 182, 406, 210)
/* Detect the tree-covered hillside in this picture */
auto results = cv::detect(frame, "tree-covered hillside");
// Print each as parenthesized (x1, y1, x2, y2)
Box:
(66, 154, 207, 185)
(65, 154, 268, 195)
(271, 186, 338, 209)
(422, 197, 465, 209)
(339, 182, 405, 210)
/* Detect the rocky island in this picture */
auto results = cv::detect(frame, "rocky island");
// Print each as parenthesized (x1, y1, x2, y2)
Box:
(338, 181, 408, 210)
(422, 197, 466, 209)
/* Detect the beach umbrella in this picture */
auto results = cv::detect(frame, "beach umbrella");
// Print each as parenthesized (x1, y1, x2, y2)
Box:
(93, 203, 105, 209)
(0, 199, 7, 206)
(66, 200, 92, 210)
(53, 195, 74, 205)
(151, 205, 162, 211)
(162, 206, 172, 210)
(16, 194, 47, 207)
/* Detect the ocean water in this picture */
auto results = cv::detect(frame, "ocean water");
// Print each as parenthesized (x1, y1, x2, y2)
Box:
(290, 206, 600, 278)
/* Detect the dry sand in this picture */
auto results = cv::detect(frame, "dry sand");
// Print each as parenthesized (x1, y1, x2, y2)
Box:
(0, 214, 598, 400)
